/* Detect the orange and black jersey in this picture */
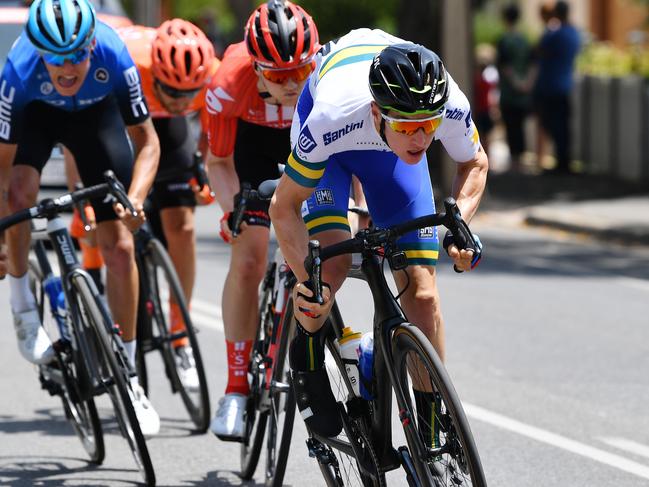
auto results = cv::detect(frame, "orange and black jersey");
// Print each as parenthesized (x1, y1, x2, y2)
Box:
(118, 25, 219, 132)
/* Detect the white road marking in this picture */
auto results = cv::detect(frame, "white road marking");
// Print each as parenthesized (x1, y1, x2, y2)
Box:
(464, 403, 649, 480)
(614, 277, 649, 293)
(599, 437, 649, 461)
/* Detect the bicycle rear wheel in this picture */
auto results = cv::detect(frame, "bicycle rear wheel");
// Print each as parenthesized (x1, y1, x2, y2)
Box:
(29, 260, 104, 465)
(69, 271, 156, 486)
(392, 324, 486, 487)
(144, 238, 210, 432)
(310, 324, 384, 487)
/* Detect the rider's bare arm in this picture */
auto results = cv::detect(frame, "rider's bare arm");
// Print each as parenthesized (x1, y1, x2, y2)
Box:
(126, 118, 160, 205)
(268, 174, 314, 283)
(452, 143, 489, 223)
(206, 151, 239, 214)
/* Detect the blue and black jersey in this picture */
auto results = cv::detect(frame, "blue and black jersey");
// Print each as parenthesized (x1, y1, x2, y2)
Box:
(0, 21, 149, 144)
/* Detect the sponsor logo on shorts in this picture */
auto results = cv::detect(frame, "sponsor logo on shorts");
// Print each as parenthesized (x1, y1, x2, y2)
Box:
(314, 189, 334, 206)
(40, 82, 54, 95)
(297, 125, 317, 154)
(418, 226, 435, 239)
(323, 120, 363, 146)
(94, 68, 109, 83)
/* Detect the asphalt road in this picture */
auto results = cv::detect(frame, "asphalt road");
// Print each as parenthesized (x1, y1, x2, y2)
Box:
(1, 204, 648, 486)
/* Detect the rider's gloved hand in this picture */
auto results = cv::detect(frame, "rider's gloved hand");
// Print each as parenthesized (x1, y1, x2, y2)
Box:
(443, 230, 483, 273)
(294, 280, 333, 320)
(219, 212, 232, 243)
(190, 177, 215, 206)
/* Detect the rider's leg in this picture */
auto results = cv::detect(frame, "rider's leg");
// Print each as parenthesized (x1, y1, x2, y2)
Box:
(222, 226, 270, 392)
(392, 264, 445, 362)
(95, 220, 138, 343)
(160, 205, 195, 348)
(6, 165, 54, 364)
(210, 225, 269, 440)
(393, 265, 443, 448)
(160, 206, 196, 301)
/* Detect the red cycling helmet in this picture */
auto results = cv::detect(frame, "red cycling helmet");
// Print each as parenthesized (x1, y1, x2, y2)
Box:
(152, 19, 216, 90)
(245, 0, 319, 69)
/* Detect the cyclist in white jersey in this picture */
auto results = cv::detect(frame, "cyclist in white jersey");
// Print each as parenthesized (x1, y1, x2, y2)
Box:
(269, 29, 488, 437)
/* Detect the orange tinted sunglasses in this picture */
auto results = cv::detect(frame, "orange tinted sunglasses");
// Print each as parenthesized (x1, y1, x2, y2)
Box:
(381, 112, 444, 136)
(258, 62, 314, 84)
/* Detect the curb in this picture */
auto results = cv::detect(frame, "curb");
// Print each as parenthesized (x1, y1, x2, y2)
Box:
(525, 212, 649, 246)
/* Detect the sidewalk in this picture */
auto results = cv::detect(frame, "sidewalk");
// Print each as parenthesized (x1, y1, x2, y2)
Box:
(481, 171, 649, 245)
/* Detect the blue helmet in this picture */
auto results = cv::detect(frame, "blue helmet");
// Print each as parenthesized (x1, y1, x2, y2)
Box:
(26, 0, 97, 55)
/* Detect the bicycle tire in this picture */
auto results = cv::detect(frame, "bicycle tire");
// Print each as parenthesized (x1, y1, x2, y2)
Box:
(29, 260, 105, 465)
(309, 330, 385, 487)
(145, 238, 211, 432)
(240, 274, 296, 486)
(239, 282, 273, 479)
(263, 297, 296, 487)
(69, 272, 156, 487)
(392, 324, 486, 487)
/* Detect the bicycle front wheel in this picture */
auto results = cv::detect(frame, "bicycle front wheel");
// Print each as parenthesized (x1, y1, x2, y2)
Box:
(29, 260, 104, 465)
(392, 324, 486, 487)
(69, 272, 156, 486)
(308, 323, 384, 487)
(144, 238, 210, 432)
(263, 298, 296, 487)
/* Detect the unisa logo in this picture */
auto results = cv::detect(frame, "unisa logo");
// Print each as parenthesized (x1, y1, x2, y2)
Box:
(297, 126, 317, 154)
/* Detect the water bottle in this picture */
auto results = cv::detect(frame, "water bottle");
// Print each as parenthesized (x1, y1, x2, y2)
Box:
(358, 333, 374, 400)
(336, 326, 362, 397)
(43, 276, 69, 339)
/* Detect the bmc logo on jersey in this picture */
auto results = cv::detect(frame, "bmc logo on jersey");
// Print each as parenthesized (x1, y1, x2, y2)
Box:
(297, 126, 317, 154)
(0, 80, 16, 141)
(314, 189, 334, 206)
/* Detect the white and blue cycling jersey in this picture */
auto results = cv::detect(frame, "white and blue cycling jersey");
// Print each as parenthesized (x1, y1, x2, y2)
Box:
(0, 21, 148, 144)
(286, 29, 481, 266)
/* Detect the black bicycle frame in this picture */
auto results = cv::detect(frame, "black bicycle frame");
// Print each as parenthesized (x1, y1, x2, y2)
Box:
(317, 250, 412, 472)
(36, 214, 108, 400)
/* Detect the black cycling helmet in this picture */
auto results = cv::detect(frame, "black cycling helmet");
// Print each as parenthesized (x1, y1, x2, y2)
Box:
(369, 43, 449, 115)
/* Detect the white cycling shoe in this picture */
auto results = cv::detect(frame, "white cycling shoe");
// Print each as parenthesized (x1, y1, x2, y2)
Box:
(130, 384, 160, 436)
(175, 346, 200, 391)
(13, 308, 55, 365)
(210, 393, 247, 442)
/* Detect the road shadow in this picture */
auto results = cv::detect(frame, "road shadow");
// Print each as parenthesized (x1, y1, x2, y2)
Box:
(481, 171, 648, 211)
(455, 231, 649, 281)
(0, 408, 78, 437)
(0, 456, 141, 486)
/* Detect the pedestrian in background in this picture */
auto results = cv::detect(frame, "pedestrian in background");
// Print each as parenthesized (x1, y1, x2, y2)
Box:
(533, 0, 580, 174)
(474, 44, 497, 158)
(496, 4, 533, 173)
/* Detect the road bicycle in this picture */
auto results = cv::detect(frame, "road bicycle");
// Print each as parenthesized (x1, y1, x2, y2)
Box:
(302, 197, 487, 487)
(223, 178, 297, 487)
(0, 172, 156, 486)
(132, 152, 212, 433)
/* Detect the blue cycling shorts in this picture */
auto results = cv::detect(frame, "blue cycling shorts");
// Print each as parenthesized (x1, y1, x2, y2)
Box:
(302, 150, 439, 266)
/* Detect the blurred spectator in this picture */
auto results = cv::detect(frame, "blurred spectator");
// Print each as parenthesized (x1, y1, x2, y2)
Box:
(533, 1, 581, 174)
(532, 1, 558, 170)
(496, 4, 533, 172)
(474, 44, 498, 157)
